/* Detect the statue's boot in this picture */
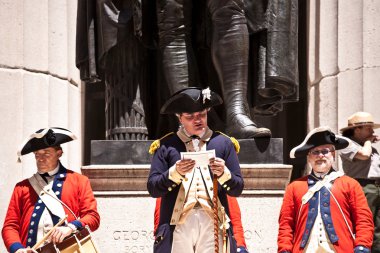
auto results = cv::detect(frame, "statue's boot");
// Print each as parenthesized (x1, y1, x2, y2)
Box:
(223, 84, 271, 139)
(209, 1, 271, 138)
(227, 113, 272, 138)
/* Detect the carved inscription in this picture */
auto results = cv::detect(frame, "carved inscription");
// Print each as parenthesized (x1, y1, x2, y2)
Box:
(112, 229, 257, 252)
(113, 230, 154, 253)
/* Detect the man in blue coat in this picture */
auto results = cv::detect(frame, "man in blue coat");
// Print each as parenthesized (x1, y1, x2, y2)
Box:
(147, 87, 244, 253)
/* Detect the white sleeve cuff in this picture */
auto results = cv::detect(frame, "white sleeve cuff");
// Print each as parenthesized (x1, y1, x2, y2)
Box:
(67, 223, 77, 232)
(169, 165, 184, 184)
(218, 166, 231, 185)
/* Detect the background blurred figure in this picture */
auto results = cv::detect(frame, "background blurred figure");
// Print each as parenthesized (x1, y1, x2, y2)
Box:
(340, 112, 380, 253)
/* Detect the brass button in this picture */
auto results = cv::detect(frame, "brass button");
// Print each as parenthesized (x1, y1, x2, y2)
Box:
(168, 187, 172, 191)
(227, 187, 231, 191)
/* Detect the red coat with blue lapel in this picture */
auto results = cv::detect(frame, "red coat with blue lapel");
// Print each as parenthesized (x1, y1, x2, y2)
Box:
(278, 174, 373, 253)
(2, 163, 100, 253)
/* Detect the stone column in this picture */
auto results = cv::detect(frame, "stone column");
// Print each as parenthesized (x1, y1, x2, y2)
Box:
(308, 0, 380, 135)
(0, 1, 81, 251)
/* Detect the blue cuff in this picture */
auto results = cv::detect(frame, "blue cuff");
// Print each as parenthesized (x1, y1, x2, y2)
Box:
(237, 246, 249, 253)
(10, 242, 24, 253)
(70, 220, 83, 230)
(354, 245, 370, 253)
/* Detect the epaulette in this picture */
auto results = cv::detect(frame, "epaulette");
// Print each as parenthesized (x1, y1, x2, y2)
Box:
(149, 132, 175, 154)
(215, 131, 240, 154)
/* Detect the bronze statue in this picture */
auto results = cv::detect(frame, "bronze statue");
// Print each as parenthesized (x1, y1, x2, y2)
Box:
(75, 0, 298, 140)
(156, 0, 272, 138)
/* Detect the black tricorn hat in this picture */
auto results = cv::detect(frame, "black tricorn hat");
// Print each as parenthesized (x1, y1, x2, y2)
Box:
(160, 87, 223, 114)
(17, 127, 77, 156)
(290, 126, 350, 158)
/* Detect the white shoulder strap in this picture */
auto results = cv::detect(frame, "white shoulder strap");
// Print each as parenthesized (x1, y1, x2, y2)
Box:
(28, 174, 66, 220)
(302, 170, 344, 204)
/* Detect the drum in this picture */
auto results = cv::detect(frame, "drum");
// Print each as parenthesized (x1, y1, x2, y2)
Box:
(36, 226, 100, 253)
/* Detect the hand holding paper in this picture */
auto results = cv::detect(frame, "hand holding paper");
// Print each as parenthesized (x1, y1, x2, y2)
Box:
(179, 150, 216, 175)
(209, 157, 226, 177)
(175, 158, 196, 176)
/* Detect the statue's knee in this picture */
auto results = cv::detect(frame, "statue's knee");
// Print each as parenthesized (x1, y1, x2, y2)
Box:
(156, 0, 188, 47)
(157, 0, 186, 31)
(209, 1, 246, 25)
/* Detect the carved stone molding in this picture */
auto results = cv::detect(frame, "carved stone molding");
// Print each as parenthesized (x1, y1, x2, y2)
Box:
(81, 164, 292, 193)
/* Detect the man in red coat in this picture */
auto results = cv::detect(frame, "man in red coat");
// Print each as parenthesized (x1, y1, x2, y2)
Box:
(278, 126, 374, 253)
(2, 127, 100, 253)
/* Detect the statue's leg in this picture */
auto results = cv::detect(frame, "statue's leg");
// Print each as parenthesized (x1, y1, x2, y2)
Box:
(156, 0, 196, 93)
(208, 0, 271, 138)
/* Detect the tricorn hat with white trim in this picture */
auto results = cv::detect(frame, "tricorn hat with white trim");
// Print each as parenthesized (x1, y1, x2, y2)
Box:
(290, 126, 349, 158)
(17, 127, 77, 157)
(160, 87, 223, 114)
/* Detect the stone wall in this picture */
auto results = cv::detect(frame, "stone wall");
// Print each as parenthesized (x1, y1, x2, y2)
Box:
(92, 191, 284, 253)
(308, 0, 380, 135)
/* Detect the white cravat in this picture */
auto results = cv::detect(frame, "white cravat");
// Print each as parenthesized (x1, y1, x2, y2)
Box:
(182, 127, 205, 152)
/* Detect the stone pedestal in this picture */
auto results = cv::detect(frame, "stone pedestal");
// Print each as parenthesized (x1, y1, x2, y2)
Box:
(90, 138, 284, 164)
(81, 138, 292, 252)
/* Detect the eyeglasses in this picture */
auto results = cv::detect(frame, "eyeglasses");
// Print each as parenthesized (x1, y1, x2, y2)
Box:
(309, 148, 335, 156)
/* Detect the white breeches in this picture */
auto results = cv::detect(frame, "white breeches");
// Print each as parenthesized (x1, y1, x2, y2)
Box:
(171, 208, 224, 253)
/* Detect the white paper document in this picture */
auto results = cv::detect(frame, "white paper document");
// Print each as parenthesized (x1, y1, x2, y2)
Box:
(180, 149, 215, 168)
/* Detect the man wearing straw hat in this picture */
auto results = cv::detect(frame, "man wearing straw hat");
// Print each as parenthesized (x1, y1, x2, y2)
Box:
(339, 112, 380, 252)
(278, 126, 374, 253)
(2, 127, 100, 253)
(147, 87, 244, 253)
